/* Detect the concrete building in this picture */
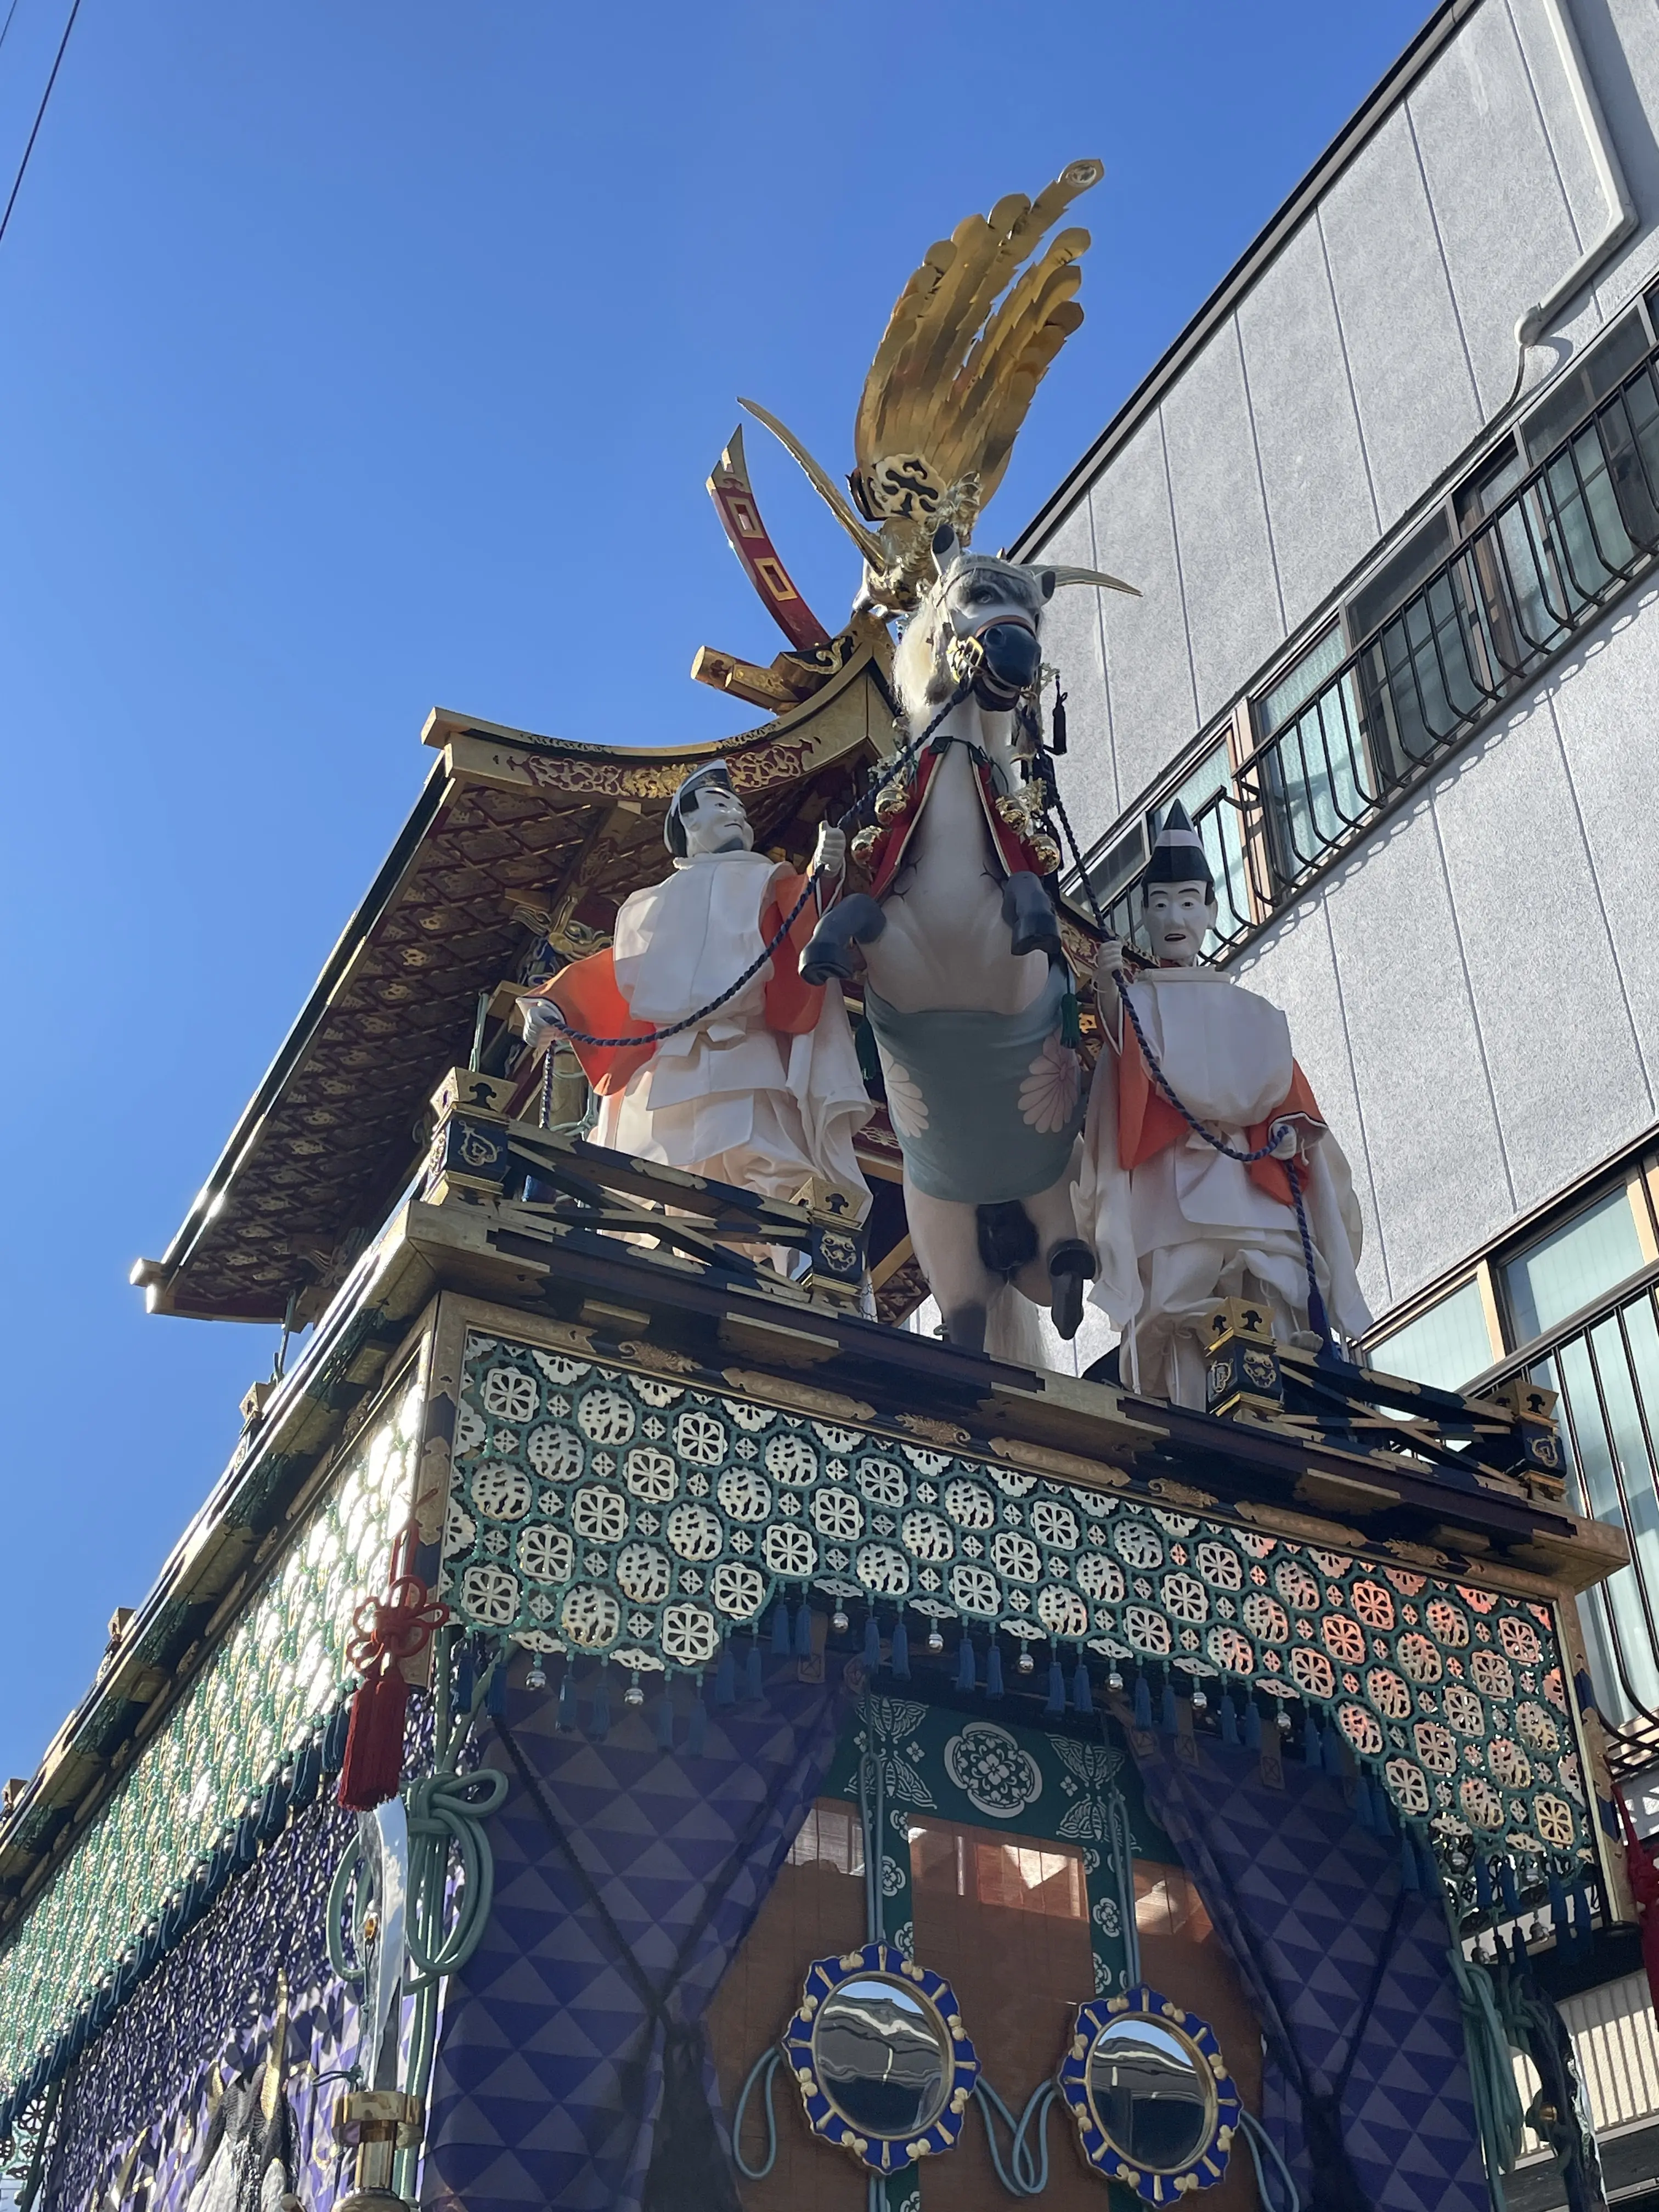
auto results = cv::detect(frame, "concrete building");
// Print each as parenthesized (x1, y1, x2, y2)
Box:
(1013, 2, 1659, 2198)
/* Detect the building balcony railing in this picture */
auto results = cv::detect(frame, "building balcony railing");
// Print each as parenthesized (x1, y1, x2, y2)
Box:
(1097, 326, 1659, 955)
(1483, 1260, 1659, 1781)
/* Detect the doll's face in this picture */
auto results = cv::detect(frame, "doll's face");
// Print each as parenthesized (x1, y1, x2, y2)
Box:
(1144, 881, 1216, 964)
(681, 785, 755, 856)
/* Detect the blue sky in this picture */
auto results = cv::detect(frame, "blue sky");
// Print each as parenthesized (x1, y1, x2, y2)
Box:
(0, 0, 1430, 1784)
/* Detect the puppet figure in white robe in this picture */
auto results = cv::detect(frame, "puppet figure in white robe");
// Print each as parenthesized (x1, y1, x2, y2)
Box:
(519, 762, 872, 1215)
(1075, 803, 1369, 1407)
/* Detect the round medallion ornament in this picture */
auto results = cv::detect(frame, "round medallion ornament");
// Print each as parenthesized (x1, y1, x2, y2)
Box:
(943, 1720, 1042, 1818)
(1058, 1986, 1241, 2202)
(782, 1943, 979, 2174)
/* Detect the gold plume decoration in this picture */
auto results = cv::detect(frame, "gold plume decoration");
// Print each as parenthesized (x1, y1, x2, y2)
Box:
(741, 158, 1137, 612)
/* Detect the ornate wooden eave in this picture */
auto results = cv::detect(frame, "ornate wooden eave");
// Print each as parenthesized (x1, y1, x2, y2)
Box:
(132, 644, 896, 1325)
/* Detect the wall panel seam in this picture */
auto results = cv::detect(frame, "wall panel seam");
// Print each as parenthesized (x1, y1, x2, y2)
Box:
(1155, 407, 1204, 729)
(1403, 96, 1488, 417)
(1427, 792, 1521, 1214)
(1315, 204, 1384, 538)
(1233, 317, 1290, 637)
(1321, 894, 1396, 1309)
(1504, 0, 1587, 252)
(1544, 687, 1657, 1111)
(1084, 487, 1122, 819)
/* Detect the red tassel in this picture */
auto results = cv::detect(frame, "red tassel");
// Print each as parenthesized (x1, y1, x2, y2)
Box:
(336, 1664, 409, 1812)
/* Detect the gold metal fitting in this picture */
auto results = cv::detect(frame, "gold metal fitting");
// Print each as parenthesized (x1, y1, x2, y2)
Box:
(945, 631, 985, 687)
(873, 782, 909, 825)
(1029, 836, 1062, 874)
(332, 2089, 424, 2212)
(850, 825, 883, 867)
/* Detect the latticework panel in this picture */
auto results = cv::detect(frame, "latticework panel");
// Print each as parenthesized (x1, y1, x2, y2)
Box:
(442, 1333, 1593, 1888)
(0, 1381, 419, 2100)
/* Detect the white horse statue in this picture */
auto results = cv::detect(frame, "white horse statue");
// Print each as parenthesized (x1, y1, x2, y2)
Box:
(798, 524, 1127, 1357)
(733, 163, 1136, 1357)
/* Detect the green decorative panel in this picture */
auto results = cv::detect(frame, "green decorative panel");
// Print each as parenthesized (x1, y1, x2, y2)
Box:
(819, 1698, 1156, 2001)
(0, 1378, 420, 2099)
(444, 1331, 1594, 1889)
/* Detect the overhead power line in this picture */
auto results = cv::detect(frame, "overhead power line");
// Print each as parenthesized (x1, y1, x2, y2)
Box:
(0, 0, 84, 255)
(0, 0, 27, 67)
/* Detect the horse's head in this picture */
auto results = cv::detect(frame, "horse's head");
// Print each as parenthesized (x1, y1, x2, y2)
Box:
(894, 525, 1056, 726)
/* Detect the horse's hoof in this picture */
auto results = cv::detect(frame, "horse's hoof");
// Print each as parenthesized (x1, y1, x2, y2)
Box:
(1009, 920, 1062, 960)
(1002, 872, 1062, 960)
(1048, 1240, 1093, 1341)
(800, 929, 858, 986)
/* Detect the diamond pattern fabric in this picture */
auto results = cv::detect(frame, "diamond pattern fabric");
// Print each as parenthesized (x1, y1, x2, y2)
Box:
(1132, 1737, 1492, 2212)
(421, 1660, 852, 2212)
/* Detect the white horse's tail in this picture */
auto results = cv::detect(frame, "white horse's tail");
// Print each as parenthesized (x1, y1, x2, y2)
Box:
(984, 1282, 1047, 1367)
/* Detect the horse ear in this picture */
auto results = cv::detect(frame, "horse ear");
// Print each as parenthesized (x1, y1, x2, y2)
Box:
(1037, 568, 1057, 600)
(930, 522, 960, 574)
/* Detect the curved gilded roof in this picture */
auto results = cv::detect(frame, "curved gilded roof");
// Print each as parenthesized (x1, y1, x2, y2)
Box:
(137, 646, 895, 1322)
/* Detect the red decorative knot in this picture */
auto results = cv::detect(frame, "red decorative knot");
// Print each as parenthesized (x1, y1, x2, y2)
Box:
(347, 1537, 448, 1678)
(336, 1535, 448, 1813)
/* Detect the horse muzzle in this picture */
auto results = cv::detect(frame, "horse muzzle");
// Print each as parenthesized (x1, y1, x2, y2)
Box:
(966, 619, 1041, 708)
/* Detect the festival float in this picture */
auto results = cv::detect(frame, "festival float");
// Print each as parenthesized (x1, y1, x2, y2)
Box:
(0, 163, 1635, 2212)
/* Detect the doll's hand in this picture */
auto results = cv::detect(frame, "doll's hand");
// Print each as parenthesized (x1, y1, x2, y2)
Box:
(1096, 936, 1128, 985)
(518, 996, 561, 1043)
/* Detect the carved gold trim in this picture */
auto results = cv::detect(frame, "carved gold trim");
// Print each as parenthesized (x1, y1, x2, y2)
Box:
(617, 1340, 701, 1377)
(989, 1437, 1128, 1489)
(720, 1370, 876, 1423)
(1233, 1500, 1364, 1551)
(1146, 1478, 1218, 1510)
(895, 1413, 972, 1447)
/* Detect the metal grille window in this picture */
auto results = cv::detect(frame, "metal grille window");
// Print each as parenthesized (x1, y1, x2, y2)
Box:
(1513, 1972, 1659, 2156)
(1255, 625, 1370, 895)
(1086, 740, 1246, 952)
(1078, 312, 1659, 958)
(1527, 1280, 1659, 1732)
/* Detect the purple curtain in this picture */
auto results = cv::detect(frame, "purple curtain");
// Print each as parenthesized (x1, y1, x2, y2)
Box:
(1129, 1735, 1491, 2212)
(421, 1657, 853, 2212)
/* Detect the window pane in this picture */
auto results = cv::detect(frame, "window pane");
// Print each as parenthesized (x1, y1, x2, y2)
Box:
(1555, 1331, 1659, 1719)
(1504, 1188, 1645, 1344)
(1348, 510, 1453, 640)
(788, 1798, 865, 1875)
(1163, 744, 1248, 949)
(1455, 438, 1525, 528)
(1259, 626, 1347, 736)
(1522, 311, 1649, 464)
(1369, 1279, 1493, 1392)
(1084, 816, 1150, 912)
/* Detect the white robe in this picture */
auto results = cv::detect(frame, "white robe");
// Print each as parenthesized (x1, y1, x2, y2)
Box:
(1076, 967, 1369, 1401)
(595, 848, 873, 1211)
